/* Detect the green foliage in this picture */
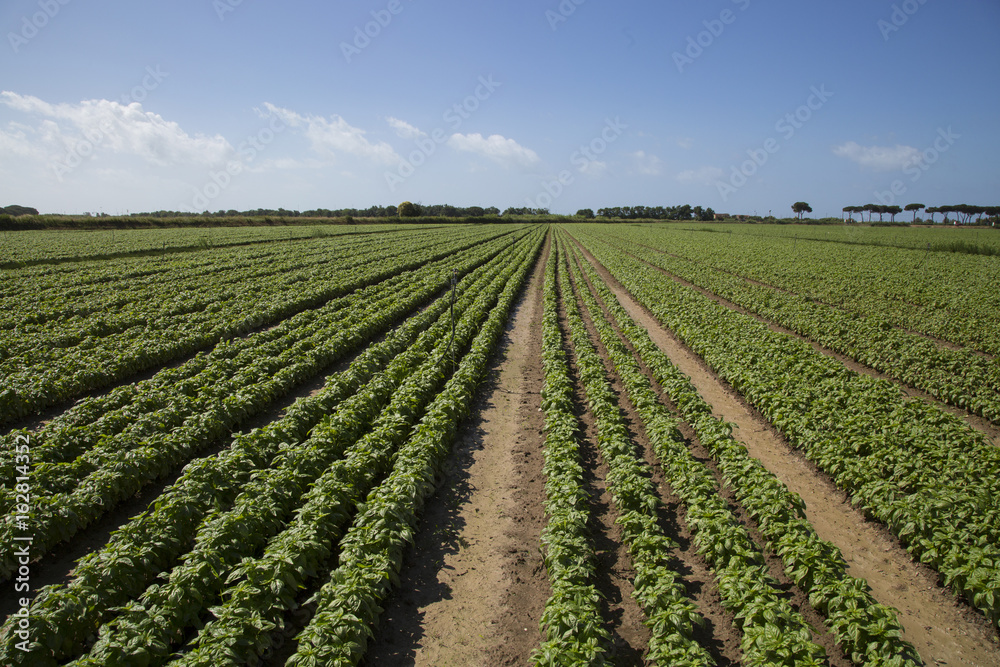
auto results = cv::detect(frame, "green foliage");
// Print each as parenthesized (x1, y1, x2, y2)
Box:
(0, 227, 543, 666)
(578, 224, 1000, 635)
(397, 201, 420, 217)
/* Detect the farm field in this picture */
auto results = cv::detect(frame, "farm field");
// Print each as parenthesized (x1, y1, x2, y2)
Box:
(0, 223, 447, 267)
(2, 223, 999, 666)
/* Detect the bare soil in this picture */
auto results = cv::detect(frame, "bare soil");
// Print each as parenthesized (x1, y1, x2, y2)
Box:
(569, 234, 1000, 666)
(365, 238, 551, 666)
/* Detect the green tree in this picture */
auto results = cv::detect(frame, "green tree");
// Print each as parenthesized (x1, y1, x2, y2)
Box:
(904, 203, 924, 223)
(791, 202, 812, 219)
(397, 201, 420, 217)
(576, 208, 595, 219)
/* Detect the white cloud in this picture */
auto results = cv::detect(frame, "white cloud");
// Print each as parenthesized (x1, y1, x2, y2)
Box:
(0, 121, 45, 160)
(631, 150, 663, 176)
(578, 159, 607, 178)
(261, 102, 400, 165)
(447, 132, 540, 169)
(677, 137, 694, 150)
(832, 141, 922, 171)
(386, 116, 425, 139)
(0, 91, 234, 167)
(677, 166, 724, 185)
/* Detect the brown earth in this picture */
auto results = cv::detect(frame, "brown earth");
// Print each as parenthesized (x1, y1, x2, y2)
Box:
(365, 237, 551, 666)
(568, 233, 1000, 666)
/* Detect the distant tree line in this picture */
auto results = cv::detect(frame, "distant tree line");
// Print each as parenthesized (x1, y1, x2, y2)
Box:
(131, 204, 503, 219)
(843, 203, 999, 225)
(2, 205, 39, 216)
(568, 205, 717, 221)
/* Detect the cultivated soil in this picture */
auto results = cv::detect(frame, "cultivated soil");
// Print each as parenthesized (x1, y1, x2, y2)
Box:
(567, 232, 1000, 666)
(365, 238, 551, 666)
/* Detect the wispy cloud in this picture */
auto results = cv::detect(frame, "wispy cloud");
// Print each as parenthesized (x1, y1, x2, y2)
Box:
(578, 159, 607, 178)
(631, 150, 663, 176)
(447, 132, 540, 169)
(832, 140, 922, 171)
(262, 102, 400, 165)
(677, 166, 724, 185)
(386, 116, 425, 139)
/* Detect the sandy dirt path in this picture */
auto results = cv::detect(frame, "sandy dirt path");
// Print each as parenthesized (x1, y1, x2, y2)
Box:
(365, 237, 550, 667)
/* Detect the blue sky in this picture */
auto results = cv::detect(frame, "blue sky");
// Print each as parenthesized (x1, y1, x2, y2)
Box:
(1, 0, 998, 217)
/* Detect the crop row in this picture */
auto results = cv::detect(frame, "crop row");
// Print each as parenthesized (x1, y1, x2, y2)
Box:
(65, 233, 541, 666)
(1, 227, 515, 424)
(578, 230, 1000, 630)
(0, 231, 530, 579)
(566, 235, 922, 665)
(592, 230, 1000, 424)
(279, 230, 542, 666)
(555, 234, 716, 666)
(0, 229, 541, 665)
(532, 240, 610, 665)
(0, 223, 435, 267)
(622, 225, 1000, 357)
(0, 229, 522, 474)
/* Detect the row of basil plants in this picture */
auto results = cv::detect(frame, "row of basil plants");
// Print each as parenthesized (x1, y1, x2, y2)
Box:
(0, 237, 455, 472)
(3, 226, 464, 337)
(2, 232, 504, 495)
(0, 231, 539, 666)
(3, 229, 389, 341)
(577, 230, 1000, 630)
(0, 272, 429, 567)
(280, 232, 543, 667)
(62, 233, 541, 667)
(0, 222, 423, 267)
(561, 235, 828, 665)
(597, 229, 999, 424)
(532, 240, 611, 665)
(566, 236, 922, 666)
(618, 225, 1000, 358)
(0, 231, 530, 581)
(555, 233, 719, 666)
(0, 226, 515, 424)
